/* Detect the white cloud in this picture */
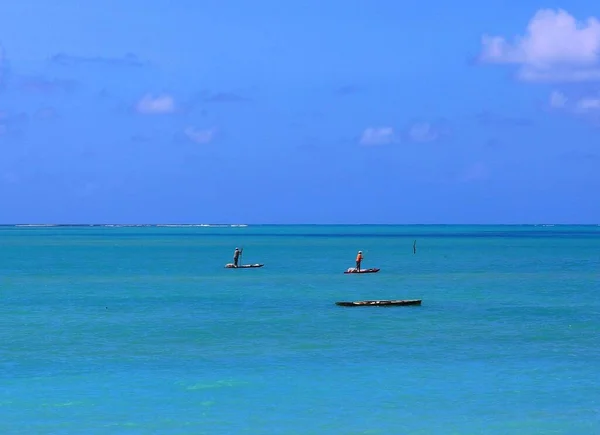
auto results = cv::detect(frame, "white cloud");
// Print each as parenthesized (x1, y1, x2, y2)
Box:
(405, 120, 452, 143)
(549, 90, 568, 108)
(407, 122, 439, 143)
(480, 9, 600, 82)
(184, 127, 216, 144)
(359, 122, 451, 146)
(548, 90, 600, 113)
(359, 127, 395, 145)
(576, 96, 600, 111)
(136, 94, 175, 114)
(518, 68, 600, 82)
(547, 90, 600, 125)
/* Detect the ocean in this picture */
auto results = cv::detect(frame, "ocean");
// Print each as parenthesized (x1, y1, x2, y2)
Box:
(1, 225, 599, 434)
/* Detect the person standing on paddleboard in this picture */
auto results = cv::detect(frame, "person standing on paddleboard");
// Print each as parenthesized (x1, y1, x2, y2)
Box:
(233, 247, 241, 267)
(356, 251, 363, 271)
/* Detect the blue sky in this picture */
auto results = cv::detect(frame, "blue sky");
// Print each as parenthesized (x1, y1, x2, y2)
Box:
(0, 0, 598, 224)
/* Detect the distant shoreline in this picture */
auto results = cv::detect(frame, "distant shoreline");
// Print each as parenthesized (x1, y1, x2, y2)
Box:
(1, 223, 598, 227)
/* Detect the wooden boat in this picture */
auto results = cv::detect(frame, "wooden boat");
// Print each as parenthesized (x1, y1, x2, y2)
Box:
(224, 263, 264, 269)
(343, 268, 380, 274)
(335, 299, 422, 307)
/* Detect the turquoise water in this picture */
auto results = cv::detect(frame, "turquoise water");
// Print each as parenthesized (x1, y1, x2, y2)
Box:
(1, 225, 599, 434)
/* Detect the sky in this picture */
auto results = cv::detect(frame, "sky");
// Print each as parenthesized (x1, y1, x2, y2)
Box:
(0, 0, 599, 224)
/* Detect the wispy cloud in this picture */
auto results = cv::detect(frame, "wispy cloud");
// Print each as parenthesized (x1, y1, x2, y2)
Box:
(406, 122, 439, 143)
(359, 127, 396, 145)
(179, 91, 251, 113)
(478, 9, 600, 82)
(135, 94, 175, 114)
(402, 120, 452, 143)
(476, 110, 533, 127)
(359, 120, 452, 146)
(201, 91, 251, 103)
(547, 90, 600, 125)
(184, 127, 216, 144)
(17, 76, 77, 93)
(549, 90, 568, 109)
(50, 52, 148, 67)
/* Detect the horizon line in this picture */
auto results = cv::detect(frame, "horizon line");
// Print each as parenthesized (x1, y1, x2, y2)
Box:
(1, 223, 599, 227)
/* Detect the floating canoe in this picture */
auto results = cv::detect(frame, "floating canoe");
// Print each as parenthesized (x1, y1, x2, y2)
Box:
(344, 268, 380, 274)
(224, 263, 264, 269)
(336, 299, 422, 307)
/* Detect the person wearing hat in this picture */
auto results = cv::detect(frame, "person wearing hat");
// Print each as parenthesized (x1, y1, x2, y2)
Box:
(355, 250, 363, 272)
(233, 247, 242, 267)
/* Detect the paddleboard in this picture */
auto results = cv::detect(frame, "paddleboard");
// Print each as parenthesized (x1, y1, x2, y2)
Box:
(225, 263, 264, 269)
(343, 268, 380, 274)
(336, 299, 422, 307)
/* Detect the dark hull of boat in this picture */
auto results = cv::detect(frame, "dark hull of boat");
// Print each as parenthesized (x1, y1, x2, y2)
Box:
(336, 299, 422, 307)
(224, 264, 264, 269)
(344, 268, 380, 274)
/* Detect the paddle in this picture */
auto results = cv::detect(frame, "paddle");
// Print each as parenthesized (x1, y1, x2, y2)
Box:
(239, 247, 244, 266)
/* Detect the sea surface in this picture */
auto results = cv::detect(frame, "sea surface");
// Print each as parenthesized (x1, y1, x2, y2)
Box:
(1, 225, 599, 434)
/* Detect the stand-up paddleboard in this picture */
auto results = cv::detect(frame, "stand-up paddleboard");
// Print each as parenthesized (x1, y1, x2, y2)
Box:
(336, 299, 422, 307)
(225, 263, 264, 269)
(344, 267, 380, 274)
